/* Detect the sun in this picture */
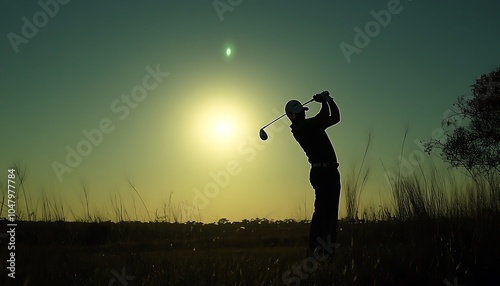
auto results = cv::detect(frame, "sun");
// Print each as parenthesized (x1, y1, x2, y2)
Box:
(212, 118, 234, 139)
(189, 94, 252, 155)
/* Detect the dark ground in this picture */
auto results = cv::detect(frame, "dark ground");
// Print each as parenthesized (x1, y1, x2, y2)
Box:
(0, 216, 498, 285)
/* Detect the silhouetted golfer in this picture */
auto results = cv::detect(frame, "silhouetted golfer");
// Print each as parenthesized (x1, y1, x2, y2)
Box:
(285, 91, 341, 258)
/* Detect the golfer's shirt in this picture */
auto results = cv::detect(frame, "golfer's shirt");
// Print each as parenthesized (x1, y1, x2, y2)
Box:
(290, 117, 337, 165)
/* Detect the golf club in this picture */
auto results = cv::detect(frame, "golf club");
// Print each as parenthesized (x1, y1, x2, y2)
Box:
(259, 98, 314, 141)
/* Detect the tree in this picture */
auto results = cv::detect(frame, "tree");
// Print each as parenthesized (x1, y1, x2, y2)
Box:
(424, 67, 500, 176)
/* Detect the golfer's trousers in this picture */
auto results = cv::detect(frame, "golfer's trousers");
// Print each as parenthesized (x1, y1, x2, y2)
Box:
(308, 165, 341, 253)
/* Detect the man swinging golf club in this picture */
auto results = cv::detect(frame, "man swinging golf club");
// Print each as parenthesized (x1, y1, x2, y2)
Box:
(285, 91, 341, 259)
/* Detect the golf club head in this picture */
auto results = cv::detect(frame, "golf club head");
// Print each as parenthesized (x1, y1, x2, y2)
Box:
(259, 129, 268, 141)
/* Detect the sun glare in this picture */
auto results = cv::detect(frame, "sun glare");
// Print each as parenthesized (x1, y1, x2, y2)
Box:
(213, 118, 234, 139)
(190, 95, 251, 154)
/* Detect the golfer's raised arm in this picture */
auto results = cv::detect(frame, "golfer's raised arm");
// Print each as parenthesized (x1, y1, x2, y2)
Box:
(313, 92, 340, 127)
(327, 98, 340, 125)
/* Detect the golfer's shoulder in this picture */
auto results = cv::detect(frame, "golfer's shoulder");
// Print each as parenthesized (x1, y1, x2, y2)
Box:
(305, 116, 324, 126)
(292, 118, 321, 132)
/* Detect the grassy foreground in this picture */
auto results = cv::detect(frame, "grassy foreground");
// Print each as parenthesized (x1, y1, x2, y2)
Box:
(1, 214, 498, 285)
(2, 161, 499, 285)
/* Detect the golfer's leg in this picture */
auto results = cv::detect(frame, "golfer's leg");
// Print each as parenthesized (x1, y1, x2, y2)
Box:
(308, 168, 326, 253)
(309, 205, 321, 253)
(309, 168, 331, 253)
(327, 168, 341, 252)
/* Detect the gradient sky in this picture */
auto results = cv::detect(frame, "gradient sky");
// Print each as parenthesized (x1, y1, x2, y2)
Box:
(1, 0, 500, 222)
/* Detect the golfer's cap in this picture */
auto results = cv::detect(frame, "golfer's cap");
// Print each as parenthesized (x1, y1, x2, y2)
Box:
(285, 100, 308, 116)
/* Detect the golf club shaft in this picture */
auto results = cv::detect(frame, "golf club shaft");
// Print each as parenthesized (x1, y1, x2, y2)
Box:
(261, 98, 314, 129)
(262, 113, 286, 129)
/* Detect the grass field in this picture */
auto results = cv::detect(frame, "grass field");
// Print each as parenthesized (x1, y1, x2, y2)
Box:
(1, 163, 499, 285)
(0, 216, 499, 285)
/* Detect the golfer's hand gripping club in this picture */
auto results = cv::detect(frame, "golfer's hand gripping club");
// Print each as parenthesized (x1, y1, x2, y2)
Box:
(313, 91, 331, 103)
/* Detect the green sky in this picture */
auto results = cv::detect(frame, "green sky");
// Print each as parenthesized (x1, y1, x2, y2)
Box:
(1, 0, 500, 222)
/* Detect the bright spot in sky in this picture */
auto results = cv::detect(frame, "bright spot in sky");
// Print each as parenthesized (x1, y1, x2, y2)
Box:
(226, 48, 231, 56)
(212, 118, 234, 139)
(189, 95, 251, 155)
